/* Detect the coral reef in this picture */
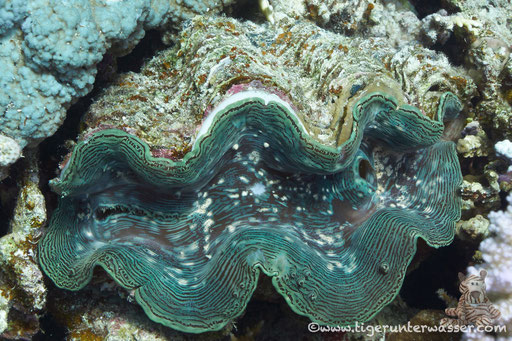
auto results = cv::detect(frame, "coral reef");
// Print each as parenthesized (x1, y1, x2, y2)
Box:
(0, 0, 509, 339)
(0, 134, 21, 181)
(465, 194, 512, 339)
(0, 0, 236, 177)
(0, 150, 47, 339)
(433, 0, 512, 222)
(259, 0, 422, 48)
(81, 15, 475, 154)
(496, 140, 512, 172)
(455, 215, 489, 241)
(456, 122, 492, 158)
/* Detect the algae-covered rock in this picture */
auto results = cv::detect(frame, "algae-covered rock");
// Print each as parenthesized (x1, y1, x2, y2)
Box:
(0, 150, 46, 339)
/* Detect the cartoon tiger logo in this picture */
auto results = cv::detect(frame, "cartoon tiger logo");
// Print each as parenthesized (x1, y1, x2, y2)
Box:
(440, 269, 501, 327)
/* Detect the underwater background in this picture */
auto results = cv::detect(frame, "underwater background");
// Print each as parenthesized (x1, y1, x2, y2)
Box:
(0, 0, 511, 340)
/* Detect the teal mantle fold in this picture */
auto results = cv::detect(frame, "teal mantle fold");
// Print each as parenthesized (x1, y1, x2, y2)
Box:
(38, 90, 462, 333)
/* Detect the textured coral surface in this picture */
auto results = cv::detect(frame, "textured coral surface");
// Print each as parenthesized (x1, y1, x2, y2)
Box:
(0, 0, 235, 177)
(0, 0, 511, 339)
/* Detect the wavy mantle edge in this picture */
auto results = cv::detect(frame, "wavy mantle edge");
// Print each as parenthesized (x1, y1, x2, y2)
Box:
(52, 90, 460, 195)
(39, 89, 463, 333)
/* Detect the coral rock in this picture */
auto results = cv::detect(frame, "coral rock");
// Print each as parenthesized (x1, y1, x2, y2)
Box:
(0, 0, 236, 174)
(0, 151, 47, 339)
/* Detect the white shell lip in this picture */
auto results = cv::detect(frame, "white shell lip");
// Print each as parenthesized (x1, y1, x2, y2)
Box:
(194, 90, 307, 148)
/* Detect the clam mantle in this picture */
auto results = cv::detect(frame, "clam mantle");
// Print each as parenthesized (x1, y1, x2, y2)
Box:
(39, 88, 462, 332)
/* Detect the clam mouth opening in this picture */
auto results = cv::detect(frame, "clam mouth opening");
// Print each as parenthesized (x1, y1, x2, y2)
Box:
(79, 138, 378, 254)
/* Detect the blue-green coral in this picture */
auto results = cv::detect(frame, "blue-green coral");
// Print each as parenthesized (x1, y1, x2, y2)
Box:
(39, 89, 462, 332)
(0, 0, 235, 158)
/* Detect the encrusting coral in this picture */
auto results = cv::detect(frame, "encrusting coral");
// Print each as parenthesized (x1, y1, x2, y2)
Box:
(81, 16, 475, 156)
(0, 135, 21, 181)
(0, 0, 236, 178)
(38, 15, 468, 332)
(0, 150, 47, 339)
